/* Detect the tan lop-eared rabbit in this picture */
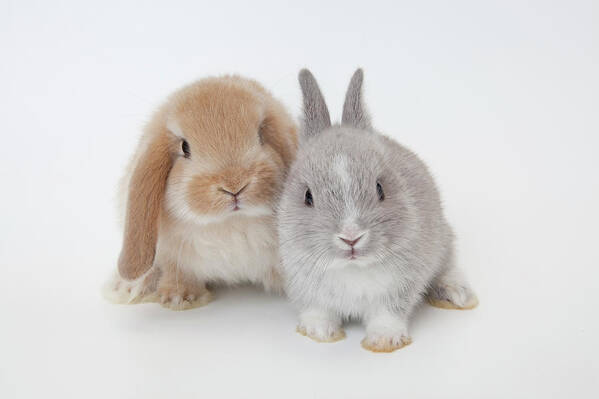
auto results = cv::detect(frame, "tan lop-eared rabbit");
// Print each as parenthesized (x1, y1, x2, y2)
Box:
(104, 76, 298, 310)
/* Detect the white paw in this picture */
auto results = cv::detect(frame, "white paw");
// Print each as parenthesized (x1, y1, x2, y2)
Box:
(362, 310, 411, 353)
(158, 290, 212, 311)
(361, 332, 412, 353)
(102, 271, 158, 304)
(297, 310, 345, 343)
(428, 282, 478, 310)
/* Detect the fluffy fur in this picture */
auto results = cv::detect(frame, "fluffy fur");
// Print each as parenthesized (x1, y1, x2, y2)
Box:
(104, 75, 297, 310)
(277, 69, 477, 352)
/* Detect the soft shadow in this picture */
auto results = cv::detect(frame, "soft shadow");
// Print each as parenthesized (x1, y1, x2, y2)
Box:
(104, 284, 295, 331)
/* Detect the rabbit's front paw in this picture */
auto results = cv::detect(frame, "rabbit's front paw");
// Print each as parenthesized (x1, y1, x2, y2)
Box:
(102, 268, 160, 304)
(361, 332, 412, 353)
(363, 310, 411, 353)
(297, 310, 345, 343)
(297, 323, 346, 343)
(158, 288, 212, 311)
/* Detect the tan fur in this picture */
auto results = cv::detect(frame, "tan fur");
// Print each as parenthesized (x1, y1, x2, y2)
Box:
(118, 130, 175, 280)
(164, 77, 296, 219)
(114, 75, 297, 305)
(185, 158, 279, 215)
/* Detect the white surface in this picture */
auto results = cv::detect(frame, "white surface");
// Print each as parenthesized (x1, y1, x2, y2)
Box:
(1, 1, 598, 398)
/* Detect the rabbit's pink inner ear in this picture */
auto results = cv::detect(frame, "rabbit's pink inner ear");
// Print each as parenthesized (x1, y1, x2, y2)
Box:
(118, 133, 173, 280)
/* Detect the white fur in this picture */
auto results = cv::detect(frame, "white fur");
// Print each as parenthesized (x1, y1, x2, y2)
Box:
(361, 308, 411, 351)
(333, 154, 351, 185)
(155, 213, 280, 288)
(102, 268, 158, 304)
(105, 215, 280, 302)
(297, 308, 344, 342)
(326, 254, 379, 270)
(159, 133, 281, 288)
(431, 267, 479, 308)
(324, 265, 404, 316)
(364, 308, 408, 336)
(334, 155, 360, 223)
(166, 116, 184, 138)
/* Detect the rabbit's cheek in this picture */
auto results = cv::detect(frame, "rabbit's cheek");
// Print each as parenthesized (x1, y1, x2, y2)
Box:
(244, 160, 280, 205)
(186, 174, 229, 215)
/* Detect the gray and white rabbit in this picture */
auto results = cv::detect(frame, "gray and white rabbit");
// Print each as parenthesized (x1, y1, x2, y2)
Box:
(277, 69, 477, 353)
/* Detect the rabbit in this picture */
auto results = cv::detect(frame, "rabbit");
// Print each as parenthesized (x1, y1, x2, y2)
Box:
(277, 69, 477, 353)
(103, 75, 298, 310)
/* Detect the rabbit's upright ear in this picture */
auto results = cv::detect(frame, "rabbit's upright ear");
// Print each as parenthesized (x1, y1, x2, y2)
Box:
(342, 68, 372, 130)
(298, 69, 331, 139)
(118, 130, 173, 280)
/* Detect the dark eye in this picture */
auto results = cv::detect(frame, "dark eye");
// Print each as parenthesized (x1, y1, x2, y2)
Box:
(258, 120, 267, 146)
(376, 181, 385, 201)
(182, 139, 190, 158)
(304, 189, 313, 207)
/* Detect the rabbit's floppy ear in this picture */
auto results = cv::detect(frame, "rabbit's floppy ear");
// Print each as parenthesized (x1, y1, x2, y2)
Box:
(118, 130, 173, 280)
(298, 69, 331, 139)
(259, 108, 298, 169)
(342, 68, 372, 130)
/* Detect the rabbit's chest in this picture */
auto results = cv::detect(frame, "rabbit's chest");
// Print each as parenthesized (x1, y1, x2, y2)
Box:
(317, 267, 410, 315)
(181, 216, 279, 283)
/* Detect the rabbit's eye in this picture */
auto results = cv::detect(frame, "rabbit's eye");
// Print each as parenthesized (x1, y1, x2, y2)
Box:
(258, 121, 267, 146)
(304, 189, 313, 207)
(376, 182, 385, 201)
(182, 139, 191, 158)
(258, 130, 264, 145)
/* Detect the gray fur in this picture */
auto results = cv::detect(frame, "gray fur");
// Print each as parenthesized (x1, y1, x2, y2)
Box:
(298, 69, 331, 139)
(277, 69, 476, 348)
(341, 68, 372, 130)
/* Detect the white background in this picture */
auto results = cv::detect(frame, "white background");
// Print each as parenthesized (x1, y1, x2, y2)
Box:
(2, 0, 598, 398)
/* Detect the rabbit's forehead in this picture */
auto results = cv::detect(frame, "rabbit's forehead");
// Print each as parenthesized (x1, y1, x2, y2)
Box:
(303, 137, 382, 186)
(296, 150, 378, 220)
(332, 154, 352, 185)
(167, 102, 262, 164)
(173, 106, 261, 140)
(168, 82, 263, 147)
(325, 153, 371, 186)
(166, 117, 266, 177)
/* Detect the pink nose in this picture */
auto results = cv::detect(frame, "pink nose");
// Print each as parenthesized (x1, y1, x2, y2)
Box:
(339, 234, 363, 248)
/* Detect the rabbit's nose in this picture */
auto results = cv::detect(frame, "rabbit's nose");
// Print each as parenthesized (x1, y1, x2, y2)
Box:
(219, 183, 249, 197)
(338, 233, 364, 248)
